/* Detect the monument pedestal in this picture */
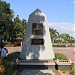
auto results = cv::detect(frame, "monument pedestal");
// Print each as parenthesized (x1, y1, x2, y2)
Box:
(15, 59, 55, 75)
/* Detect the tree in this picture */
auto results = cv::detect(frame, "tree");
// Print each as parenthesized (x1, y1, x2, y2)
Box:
(58, 33, 74, 44)
(0, 0, 27, 43)
(69, 36, 74, 45)
(49, 28, 59, 43)
(13, 15, 27, 39)
(0, 0, 14, 42)
(21, 19, 27, 38)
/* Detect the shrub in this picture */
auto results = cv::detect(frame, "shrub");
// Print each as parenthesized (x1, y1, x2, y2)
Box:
(52, 44, 66, 47)
(5, 42, 14, 47)
(70, 66, 75, 75)
(2, 60, 15, 75)
(68, 44, 75, 47)
(0, 65, 4, 75)
(70, 63, 75, 75)
(1, 52, 20, 75)
(7, 52, 20, 62)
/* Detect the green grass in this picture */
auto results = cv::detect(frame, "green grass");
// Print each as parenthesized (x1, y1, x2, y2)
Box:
(55, 53, 68, 60)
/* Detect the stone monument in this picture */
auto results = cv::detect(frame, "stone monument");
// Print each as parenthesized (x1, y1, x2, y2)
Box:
(15, 9, 72, 75)
(20, 9, 55, 60)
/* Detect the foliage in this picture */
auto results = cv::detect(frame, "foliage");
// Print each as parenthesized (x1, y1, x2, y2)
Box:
(70, 67, 75, 75)
(13, 15, 27, 39)
(68, 44, 75, 47)
(49, 28, 59, 43)
(0, 0, 14, 43)
(6, 15, 27, 43)
(7, 52, 20, 62)
(0, 65, 5, 75)
(1, 60, 16, 75)
(49, 28, 74, 45)
(3, 52, 20, 75)
(70, 63, 75, 75)
(57, 33, 74, 44)
(0, 52, 20, 75)
(0, 57, 5, 75)
(55, 53, 68, 60)
(0, 0, 27, 43)
(5, 42, 14, 47)
(53, 44, 75, 47)
(52, 44, 66, 47)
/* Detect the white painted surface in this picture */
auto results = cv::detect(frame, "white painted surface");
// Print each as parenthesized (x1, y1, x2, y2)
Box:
(20, 9, 55, 60)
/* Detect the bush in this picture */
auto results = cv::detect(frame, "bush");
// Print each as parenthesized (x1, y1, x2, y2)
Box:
(68, 44, 75, 47)
(55, 53, 68, 60)
(7, 52, 20, 62)
(0, 52, 20, 75)
(0, 65, 4, 75)
(70, 67, 75, 75)
(70, 64, 75, 75)
(5, 42, 14, 47)
(52, 44, 66, 47)
(1, 60, 17, 75)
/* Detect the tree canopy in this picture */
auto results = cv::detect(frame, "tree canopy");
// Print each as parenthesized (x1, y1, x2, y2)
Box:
(58, 33, 74, 44)
(0, 0, 14, 42)
(13, 15, 27, 38)
(49, 28, 59, 43)
(0, 0, 27, 43)
(49, 28, 74, 44)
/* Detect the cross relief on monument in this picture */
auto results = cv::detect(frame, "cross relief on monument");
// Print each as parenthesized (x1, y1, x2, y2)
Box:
(32, 23, 43, 35)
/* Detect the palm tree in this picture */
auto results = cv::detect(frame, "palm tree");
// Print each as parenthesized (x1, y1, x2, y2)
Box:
(49, 28, 59, 43)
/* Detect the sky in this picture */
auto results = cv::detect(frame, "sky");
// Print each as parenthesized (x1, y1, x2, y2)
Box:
(4, 0, 75, 37)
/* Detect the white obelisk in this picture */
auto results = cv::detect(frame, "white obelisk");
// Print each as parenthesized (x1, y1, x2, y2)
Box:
(20, 9, 55, 60)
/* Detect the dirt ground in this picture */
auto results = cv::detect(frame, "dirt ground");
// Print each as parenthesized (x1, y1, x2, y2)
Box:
(6, 47, 75, 62)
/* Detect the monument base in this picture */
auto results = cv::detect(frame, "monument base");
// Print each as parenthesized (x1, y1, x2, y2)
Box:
(14, 60, 56, 75)
(14, 59, 72, 75)
(16, 59, 55, 66)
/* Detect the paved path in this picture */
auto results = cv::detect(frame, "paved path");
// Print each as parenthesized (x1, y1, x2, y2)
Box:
(18, 70, 54, 75)
(6, 47, 22, 55)
(6, 47, 75, 62)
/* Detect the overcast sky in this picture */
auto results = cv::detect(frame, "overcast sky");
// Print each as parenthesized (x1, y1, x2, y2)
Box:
(5, 0, 74, 37)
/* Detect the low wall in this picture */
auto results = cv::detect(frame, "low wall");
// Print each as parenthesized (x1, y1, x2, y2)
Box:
(58, 65, 71, 71)
(55, 60, 72, 71)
